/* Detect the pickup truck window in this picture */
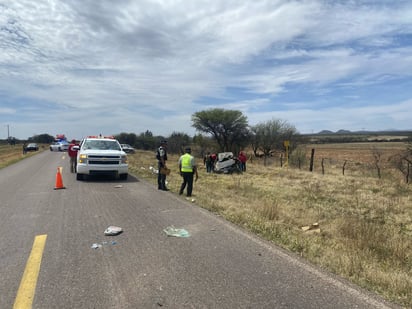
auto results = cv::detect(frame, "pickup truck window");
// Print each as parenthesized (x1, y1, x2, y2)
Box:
(83, 140, 121, 151)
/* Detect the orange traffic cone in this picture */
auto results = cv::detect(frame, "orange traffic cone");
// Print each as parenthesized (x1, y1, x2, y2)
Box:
(54, 167, 66, 190)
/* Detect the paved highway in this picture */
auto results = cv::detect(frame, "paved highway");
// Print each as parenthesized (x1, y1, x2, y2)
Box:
(0, 151, 400, 308)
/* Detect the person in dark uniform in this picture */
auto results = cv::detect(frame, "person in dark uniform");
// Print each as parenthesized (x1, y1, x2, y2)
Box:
(157, 140, 169, 190)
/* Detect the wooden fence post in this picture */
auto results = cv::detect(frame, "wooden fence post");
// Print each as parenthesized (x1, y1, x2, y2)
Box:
(309, 148, 315, 172)
(321, 158, 325, 175)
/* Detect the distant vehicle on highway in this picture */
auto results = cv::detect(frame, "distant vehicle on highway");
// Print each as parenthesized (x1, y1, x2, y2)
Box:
(25, 143, 39, 151)
(121, 144, 135, 154)
(50, 141, 69, 151)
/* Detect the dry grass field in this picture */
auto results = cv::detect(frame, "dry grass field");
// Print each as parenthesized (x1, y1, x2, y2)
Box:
(0, 143, 45, 168)
(305, 142, 406, 163)
(298, 142, 409, 179)
(129, 142, 412, 308)
(1, 142, 411, 307)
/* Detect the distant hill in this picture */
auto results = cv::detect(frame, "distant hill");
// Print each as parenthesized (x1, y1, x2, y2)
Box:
(304, 129, 412, 144)
(336, 129, 352, 134)
(317, 129, 357, 135)
(316, 129, 412, 135)
(318, 130, 334, 135)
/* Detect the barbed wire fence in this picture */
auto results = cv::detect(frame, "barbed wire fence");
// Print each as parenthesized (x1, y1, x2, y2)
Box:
(250, 145, 411, 184)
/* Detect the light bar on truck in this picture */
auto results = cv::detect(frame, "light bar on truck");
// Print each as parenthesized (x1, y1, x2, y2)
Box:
(86, 135, 115, 139)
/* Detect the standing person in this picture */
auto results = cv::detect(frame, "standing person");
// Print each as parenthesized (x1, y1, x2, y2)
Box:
(210, 153, 217, 172)
(22, 142, 27, 154)
(204, 152, 213, 173)
(68, 139, 79, 173)
(156, 140, 169, 191)
(238, 151, 247, 172)
(178, 147, 198, 197)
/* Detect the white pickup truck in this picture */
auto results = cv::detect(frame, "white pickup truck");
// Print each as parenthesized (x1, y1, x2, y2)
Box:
(75, 136, 128, 180)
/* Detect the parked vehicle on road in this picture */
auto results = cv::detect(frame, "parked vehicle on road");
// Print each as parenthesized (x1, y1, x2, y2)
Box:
(75, 136, 128, 180)
(50, 141, 69, 151)
(25, 143, 39, 151)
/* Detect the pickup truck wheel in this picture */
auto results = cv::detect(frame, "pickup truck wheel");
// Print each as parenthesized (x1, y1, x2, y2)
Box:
(119, 173, 128, 180)
(76, 173, 83, 180)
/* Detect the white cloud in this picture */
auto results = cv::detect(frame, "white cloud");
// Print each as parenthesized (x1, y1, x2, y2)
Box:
(0, 0, 412, 139)
(248, 99, 412, 133)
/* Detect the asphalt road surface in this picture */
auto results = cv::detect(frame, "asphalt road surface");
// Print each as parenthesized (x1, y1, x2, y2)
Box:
(0, 151, 400, 309)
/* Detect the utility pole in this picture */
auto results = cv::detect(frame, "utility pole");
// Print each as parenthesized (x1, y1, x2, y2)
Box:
(7, 124, 9, 139)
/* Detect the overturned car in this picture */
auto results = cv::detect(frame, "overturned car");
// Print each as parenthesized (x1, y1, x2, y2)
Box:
(214, 152, 242, 174)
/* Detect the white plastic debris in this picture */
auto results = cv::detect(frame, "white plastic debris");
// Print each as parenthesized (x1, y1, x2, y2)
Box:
(149, 166, 159, 174)
(163, 226, 190, 238)
(91, 241, 117, 249)
(104, 226, 123, 236)
(91, 243, 102, 249)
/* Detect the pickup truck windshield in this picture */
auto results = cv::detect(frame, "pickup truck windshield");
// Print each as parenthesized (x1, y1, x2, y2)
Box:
(82, 140, 121, 151)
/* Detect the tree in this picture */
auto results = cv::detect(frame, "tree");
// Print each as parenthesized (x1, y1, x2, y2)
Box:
(252, 119, 299, 163)
(193, 133, 219, 157)
(134, 130, 156, 150)
(371, 147, 383, 179)
(389, 142, 412, 183)
(29, 134, 54, 144)
(191, 108, 249, 152)
(249, 130, 259, 157)
(116, 132, 137, 146)
(167, 132, 191, 154)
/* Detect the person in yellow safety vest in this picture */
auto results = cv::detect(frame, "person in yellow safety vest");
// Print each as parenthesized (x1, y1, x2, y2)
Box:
(178, 147, 198, 197)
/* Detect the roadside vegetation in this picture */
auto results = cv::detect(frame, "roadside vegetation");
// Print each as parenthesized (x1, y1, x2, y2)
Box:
(128, 145, 412, 308)
(0, 143, 46, 169)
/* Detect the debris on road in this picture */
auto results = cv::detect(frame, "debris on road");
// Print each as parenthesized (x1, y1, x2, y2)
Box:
(102, 241, 117, 245)
(91, 243, 102, 249)
(104, 226, 123, 236)
(163, 226, 190, 238)
(91, 241, 118, 249)
(114, 185, 123, 188)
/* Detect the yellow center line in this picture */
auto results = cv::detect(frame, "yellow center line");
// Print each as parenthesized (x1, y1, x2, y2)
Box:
(14, 234, 47, 309)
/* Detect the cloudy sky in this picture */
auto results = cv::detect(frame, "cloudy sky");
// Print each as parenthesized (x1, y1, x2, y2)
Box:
(1, 0, 412, 140)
